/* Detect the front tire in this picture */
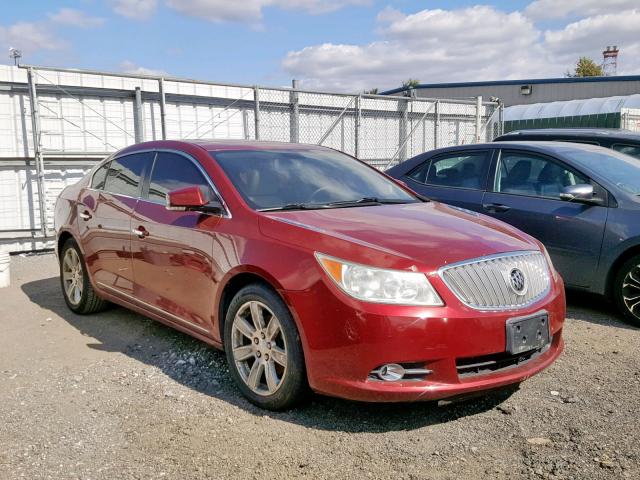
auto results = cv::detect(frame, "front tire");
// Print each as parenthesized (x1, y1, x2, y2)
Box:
(59, 238, 108, 314)
(224, 284, 308, 410)
(613, 255, 640, 327)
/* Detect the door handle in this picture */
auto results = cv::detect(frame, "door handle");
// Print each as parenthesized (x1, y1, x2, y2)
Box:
(79, 210, 92, 221)
(132, 226, 149, 239)
(482, 203, 511, 213)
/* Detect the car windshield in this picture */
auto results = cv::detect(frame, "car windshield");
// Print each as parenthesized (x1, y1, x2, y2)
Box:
(561, 147, 640, 196)
(211, 149, 418, 211)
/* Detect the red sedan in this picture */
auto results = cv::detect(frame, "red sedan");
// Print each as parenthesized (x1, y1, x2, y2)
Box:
(54, 140, 565, 410)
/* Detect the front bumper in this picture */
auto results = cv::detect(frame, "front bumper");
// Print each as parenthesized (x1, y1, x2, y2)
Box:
(283, 273, 566, 403)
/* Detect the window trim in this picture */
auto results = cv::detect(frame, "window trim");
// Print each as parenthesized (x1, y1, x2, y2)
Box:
(405, 149, 493, 191)
(491, 148, 609, 204)
(140, 148, 232, 218)
(90, 157, 113, 191)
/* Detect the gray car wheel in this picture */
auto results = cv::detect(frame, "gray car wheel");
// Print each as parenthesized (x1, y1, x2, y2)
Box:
(614, 254, 640, 327)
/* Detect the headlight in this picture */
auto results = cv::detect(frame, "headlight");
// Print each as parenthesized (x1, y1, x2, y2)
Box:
(540, 245, 558, 281)
(315, 253, 443, 306)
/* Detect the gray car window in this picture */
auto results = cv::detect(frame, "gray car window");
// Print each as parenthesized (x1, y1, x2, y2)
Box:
(494, 152, 587, 199)
(561, 148, 640, 195)
(612, 144, 640, 160)
(408, 152, 490, 190)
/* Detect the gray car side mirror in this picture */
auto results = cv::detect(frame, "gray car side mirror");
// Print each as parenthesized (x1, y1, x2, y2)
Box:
(559, 184, 595, 204)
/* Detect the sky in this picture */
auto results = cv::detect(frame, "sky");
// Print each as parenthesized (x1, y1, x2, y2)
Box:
(1, 0, 639, 92)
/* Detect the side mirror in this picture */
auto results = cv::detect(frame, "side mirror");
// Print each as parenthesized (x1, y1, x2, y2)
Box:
(559, 184, 595, 204)
(166, 185, 224, 215)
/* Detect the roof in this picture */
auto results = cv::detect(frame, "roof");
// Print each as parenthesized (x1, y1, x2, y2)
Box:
(419, 141, 611, 156)
(498, 128, 640, 140)
(124, 139, 329, 152)
(381, 75, 640, 95)
(504, 94, 640, 121)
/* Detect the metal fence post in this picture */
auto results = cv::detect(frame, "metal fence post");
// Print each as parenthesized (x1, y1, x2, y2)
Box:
(354, 95, 361, 158)
(475, 96, 483, 143)
(26, 67, 48, 237)
(254, 86, 261, 140)
(290, 79, 299, 143)
(134, 87, 144, 143)
(398, 99, 409, 162)
(158, 78, 167, 140)
(434, 100, 440, 149)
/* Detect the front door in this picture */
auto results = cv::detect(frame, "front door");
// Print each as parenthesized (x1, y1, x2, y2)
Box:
(481, 149, 608, 288)
(131, 151, 225, 337)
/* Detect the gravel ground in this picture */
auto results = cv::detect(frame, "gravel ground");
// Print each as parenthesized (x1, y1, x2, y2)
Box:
(1, 253, 639, 480)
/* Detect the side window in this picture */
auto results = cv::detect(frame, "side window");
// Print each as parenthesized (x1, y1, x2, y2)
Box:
(147, 152, 214, 203)
(409, 151, 490, 190)
(405, 159, 430, 184)
(612, 144, 640, 159)
(91, 161, 110, 190)
(493, 151, 588, 199)
(104, 153, 151, 197)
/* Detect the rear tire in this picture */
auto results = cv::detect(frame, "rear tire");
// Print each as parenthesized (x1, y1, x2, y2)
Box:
(613, 254, 640, 327)
(224, 283, 308, 410)
(59, 238, 108, 314)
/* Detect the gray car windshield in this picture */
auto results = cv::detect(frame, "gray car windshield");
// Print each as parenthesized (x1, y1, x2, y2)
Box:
(561, 148, 640, 196)
(211, 149, 418, 211)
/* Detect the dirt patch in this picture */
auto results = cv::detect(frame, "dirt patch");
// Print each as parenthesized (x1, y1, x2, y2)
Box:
(0, 253, 638, 479)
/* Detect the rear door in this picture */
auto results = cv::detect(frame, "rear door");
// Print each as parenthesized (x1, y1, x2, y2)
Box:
(401, 149, 493, 211)
(130, 151, 225, 336)
(481, 149, 608, 288)
(77, 152, 152, 295)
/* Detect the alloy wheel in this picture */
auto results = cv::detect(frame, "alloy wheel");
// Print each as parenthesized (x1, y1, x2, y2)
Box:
(62, 248, 83, 306)
(622, 264, 640, 320)
(231, 301, 288, 396)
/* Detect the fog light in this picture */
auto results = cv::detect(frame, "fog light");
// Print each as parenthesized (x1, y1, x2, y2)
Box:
(378, 363, 405, 382)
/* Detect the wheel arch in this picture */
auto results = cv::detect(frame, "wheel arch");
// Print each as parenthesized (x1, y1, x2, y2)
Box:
(216, 266, 292, 347)
(56, 230, 76, 258)
(606, 243, 640, 298)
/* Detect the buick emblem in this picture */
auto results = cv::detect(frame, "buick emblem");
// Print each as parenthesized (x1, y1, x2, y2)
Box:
(508, 268, 527, 295)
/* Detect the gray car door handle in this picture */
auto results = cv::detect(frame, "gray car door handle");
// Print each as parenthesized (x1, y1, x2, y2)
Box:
(483, 203, 511, 213)
(79, 210, 92, 221)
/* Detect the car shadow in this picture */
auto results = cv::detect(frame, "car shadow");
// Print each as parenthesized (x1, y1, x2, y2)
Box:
(23, 276, 518, 433)
(565, 290, 637, 330)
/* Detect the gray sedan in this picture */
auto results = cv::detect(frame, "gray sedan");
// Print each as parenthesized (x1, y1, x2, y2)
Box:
(387, 141, 640, 326)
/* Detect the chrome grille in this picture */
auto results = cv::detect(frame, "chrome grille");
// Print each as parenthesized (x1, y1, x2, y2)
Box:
(439, 251, 551, 310)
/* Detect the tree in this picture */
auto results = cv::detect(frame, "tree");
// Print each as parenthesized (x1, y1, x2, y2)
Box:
(567, 57, 604, 77)
(402, 78, 420, 88)
(364, 88, 379, 94)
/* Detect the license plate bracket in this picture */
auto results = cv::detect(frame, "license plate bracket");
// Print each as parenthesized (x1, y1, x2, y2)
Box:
(505, 312, 550, 355)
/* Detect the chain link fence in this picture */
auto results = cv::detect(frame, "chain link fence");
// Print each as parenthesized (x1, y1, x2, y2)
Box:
(0, 65, 503, 250)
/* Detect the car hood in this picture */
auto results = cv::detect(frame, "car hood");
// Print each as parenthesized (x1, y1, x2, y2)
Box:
(259, 202, 540, 271)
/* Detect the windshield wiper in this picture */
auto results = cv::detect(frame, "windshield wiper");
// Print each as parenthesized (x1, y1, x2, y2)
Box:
(258, 203, 322, 212)
(325, 197, 416, 207)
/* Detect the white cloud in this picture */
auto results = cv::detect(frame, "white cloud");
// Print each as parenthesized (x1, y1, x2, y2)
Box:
(120, 60, 168, 76)
(112, 0, 158, 20)
(282, 5, 640, 92)
(525, 0, 638, 20)
(0, 22, 65, 56)
(164, 0, 369, 24)
(48, 8, 105, 28)
(283, 6, 549, 92)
